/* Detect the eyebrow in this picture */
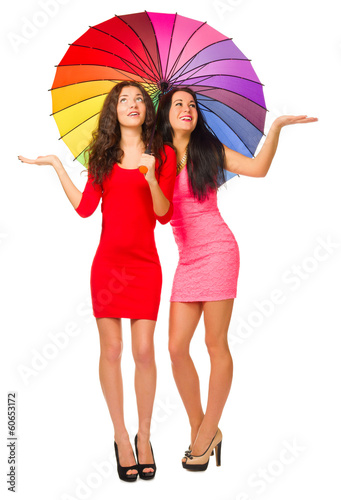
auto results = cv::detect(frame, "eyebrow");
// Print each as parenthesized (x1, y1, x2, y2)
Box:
(120, 93, 143, 97)
(174, 98, 195, 103)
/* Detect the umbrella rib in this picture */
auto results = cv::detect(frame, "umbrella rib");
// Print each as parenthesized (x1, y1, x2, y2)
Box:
(53, 82, 161, 124)
(58, 111, 100, 141)
(169, 57, 252, 84)
(51, 92, 111, 116)
(169, 61, 260, 89)
(168, 38, 244, 81)
(198, 98, 263, 155)
(115, 13, 162, 80)
(69, 42, 157, 84)
(163, 12, 178, 82)
(54, 63, 153, 90)
(172, 75, 266, 110)
(174, 73, 265, 90)
(197, 93, 268, 115)
(198, 95, 266, 135)
(74, 145, 89, 164)
(195, 87, 267, 113)
(143, 11, 163, 79)
(166, 21, 218, 82)
(51, 81, 160, 114)
(49, 73, 154, 92)
(89, 25, 160, 81)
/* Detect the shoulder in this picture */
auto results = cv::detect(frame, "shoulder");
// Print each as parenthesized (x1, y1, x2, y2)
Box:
(160, 144, 176, 163)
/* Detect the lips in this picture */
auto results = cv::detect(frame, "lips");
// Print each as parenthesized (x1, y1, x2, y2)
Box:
(180, 115, 192, 121)
(128, 112, 140, 117)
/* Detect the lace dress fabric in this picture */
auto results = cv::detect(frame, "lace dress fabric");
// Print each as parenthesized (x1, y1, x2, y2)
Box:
(170, 165, 240, 302)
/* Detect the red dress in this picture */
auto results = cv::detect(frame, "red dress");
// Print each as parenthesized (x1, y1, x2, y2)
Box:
(75, 145, 176, 320)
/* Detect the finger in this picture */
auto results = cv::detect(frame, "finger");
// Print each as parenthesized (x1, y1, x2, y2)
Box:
(18, 156, 37, 163)
(294, 117, 318, 124)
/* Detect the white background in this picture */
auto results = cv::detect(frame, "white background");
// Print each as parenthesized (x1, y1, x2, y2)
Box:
(1, 0, 340, 499)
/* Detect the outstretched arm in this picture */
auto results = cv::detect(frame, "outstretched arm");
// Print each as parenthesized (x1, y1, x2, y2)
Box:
(18, 154, 82, 208)
(224, 115, 318, 178)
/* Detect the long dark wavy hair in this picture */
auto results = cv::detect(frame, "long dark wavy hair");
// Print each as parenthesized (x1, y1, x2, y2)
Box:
(157, 87, 226, 200)
(86, 81, 164, 184)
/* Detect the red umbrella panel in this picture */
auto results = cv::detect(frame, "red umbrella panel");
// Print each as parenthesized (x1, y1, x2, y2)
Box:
(51, 11, 266, 176)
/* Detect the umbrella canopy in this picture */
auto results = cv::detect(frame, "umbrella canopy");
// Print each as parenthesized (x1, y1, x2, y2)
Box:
(51, 11, 266, 181)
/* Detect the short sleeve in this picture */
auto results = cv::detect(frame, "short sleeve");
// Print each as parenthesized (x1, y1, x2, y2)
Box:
(75, 173, 102, 218)
(155, 146, 177, 224)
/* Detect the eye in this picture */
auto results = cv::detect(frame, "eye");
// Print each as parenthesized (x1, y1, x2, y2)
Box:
(190, 104, 196, 108)
(120, 98, 127, 103)
(136, 97, 144, 102)
(175, 102, 182, 106)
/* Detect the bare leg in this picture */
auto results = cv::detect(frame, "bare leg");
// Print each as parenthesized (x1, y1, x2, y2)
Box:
(97, 318, 137, 476)
(168, 302, 205, 447)
(131, 319, 157, 474)
(191, 299, 234, 457)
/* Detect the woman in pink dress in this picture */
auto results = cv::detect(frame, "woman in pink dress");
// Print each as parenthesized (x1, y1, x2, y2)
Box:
(157, 87, 317, 471)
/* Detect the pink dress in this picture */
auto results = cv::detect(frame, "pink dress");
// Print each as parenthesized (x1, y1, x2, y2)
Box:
(170, 165, 240, 302)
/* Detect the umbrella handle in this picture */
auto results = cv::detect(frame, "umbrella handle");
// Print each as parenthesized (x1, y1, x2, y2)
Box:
(139, 146, 153, 174)
(139, 165, 148, 174)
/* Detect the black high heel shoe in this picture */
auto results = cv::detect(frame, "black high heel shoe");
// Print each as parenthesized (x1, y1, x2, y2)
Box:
(114, 441, 138, 482)
(134, 434, 157, 480)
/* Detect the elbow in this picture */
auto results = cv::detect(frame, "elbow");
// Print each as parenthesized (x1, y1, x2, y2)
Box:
(252, 168, 268, 178)
(156, 202, 173, 225)
(75, 203, 92, 218)
(260, 168, 270, 178)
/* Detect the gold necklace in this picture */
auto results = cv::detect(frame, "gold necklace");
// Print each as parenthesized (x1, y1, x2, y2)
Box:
(177, 146, 188, 175)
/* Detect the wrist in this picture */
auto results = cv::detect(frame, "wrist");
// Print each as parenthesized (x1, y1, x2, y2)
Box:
(271, 119, 284, 133)
(52, 157, 64, 172)
(147, 177, 158, 187)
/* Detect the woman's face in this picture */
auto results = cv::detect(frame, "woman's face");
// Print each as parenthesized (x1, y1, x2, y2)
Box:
(169, 91, 198, 136)
(116, 86, 146, 128)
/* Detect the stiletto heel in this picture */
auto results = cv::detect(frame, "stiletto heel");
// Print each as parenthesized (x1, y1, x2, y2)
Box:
(114, 442, 138, 482)
(215, 440, 222, 467)
(134, 434, 157, 480)
(182, 428, 223, 472)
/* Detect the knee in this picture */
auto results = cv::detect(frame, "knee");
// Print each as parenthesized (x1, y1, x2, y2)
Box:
(133, 343, 155, 367)
(205, 336, 232, 362)
(100, 340, 123, 364)
(168, 338, 190, 365)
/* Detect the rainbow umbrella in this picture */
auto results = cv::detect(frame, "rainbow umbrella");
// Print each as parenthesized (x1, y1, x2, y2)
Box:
(51, 11, 266, 182)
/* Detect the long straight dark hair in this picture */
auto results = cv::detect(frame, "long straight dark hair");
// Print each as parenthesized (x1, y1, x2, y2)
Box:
(86, 81, 164, 184)
(157, 87, 226, 200)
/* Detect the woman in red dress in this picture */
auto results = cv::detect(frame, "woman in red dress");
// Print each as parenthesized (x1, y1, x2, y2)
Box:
(19, 82, 177, 482)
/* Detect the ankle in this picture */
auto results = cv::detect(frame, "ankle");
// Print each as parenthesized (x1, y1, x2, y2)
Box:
(136, 431, 151, 444)
(196, 424, 219, 443)
(114, 431, 131, 445)
(190, 416, 204, 434)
